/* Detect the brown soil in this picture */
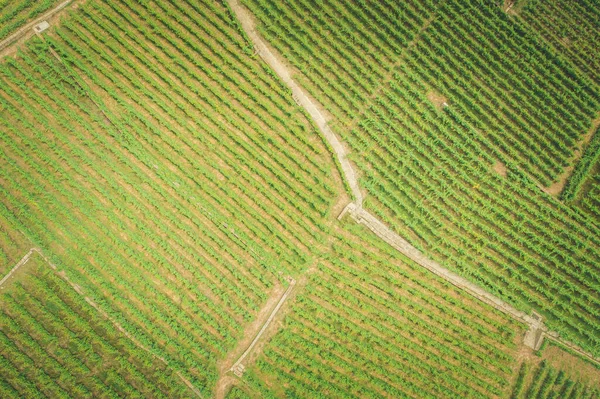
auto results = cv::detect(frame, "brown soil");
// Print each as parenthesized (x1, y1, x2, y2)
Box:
(543, 165, 574, 195)
(492, 161, 508, 177)
(503, 0, 523, 15)
(427, 90, 448, 110)
(560, 37, 572, 48)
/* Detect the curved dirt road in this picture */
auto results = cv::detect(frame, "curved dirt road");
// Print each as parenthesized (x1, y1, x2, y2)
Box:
(226, 0, 600, 366)
(226, 0, 363, 207)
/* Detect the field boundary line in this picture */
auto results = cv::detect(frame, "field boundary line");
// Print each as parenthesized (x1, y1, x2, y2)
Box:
(0, 247, 203, 398)
(230, 277, 296, 375)
(0, 248, 37, 288)
(227, 0, 600, 367)
(0, 0, 73, 52)
(226, 0, 362, 207)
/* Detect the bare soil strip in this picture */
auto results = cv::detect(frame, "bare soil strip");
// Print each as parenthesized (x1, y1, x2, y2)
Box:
(230, 278, 296, 373)
(226, 0, 600, 367)
(0, 248, 203, 398)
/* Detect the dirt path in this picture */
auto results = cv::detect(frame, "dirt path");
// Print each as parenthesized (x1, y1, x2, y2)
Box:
(230, 278, 296, 372)
(215, 277, 296, 399)
(0, 248, 37, 288)
(226, 0, 362, 207)
(226, 0, 600, 367)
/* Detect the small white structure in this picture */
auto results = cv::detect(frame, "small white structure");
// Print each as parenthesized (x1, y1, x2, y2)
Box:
(33, 21, 50, 34)
(232, 364, 245, 377)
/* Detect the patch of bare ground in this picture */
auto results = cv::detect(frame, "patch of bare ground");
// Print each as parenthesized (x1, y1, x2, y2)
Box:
(493, 161, 508, 177)
(560, 36, 572, 48)
(542, 345, 600, 388)
(543, 114, 600, 196)
(427, 90, 448, 110)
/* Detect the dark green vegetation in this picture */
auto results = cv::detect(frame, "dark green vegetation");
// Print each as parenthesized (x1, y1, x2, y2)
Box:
(242, 0, 600, 356)
(561, 123, 600, 202)
(510, 360, 599, 399)
(516, 0, 600, 219)
(518, 0, 600, 84)
(0, 253, 192, 398)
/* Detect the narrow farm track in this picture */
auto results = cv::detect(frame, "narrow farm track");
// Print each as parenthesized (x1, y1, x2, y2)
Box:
(0, 248, 203, 398)
(230, 277, 296, 374)
(226, 0, 600, 368)
(215, 277, 296, 398)
(226, 0, 362, 207)
(0, 248, 36, 288)
(0, 0, 75, 53)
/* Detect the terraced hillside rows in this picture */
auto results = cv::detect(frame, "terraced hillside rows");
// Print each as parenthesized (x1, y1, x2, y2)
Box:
(234, 222, 523, 399)
(242, 0, 600, 356)
(0, 253, 192, 398)
(0, 0, 341, 395)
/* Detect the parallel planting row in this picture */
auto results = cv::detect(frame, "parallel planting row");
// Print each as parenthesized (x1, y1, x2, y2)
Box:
(0, 0, 61, 41)
(244, 0, 599, 185)
(0, 0, 339, 395)
(243, 0, 600, 356)
(0, 215, 30, 275)
(239, 223, 522, 398)
(0, 255, 191, 398)
(518, 0, 600, 84)
(510, 360, 599, 399)
(561, 124, 600, 202)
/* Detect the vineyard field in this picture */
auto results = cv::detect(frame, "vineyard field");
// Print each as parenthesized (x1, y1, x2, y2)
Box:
(242, 0, 600, 357)
(0, 0, 340, 395)
(0, 252, 193, 398)
(509, 351, 600, 399)
(0, 0, 63, 42)
(236, 222, 523, 398)
(1, 0, 599, 398)
(518, 0, 600, 85)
